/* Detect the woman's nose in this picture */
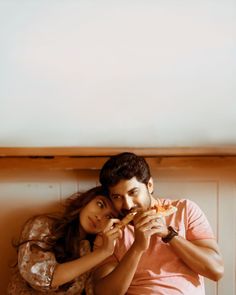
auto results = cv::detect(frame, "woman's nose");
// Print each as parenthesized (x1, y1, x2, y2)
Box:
(95, 215, 101, 221)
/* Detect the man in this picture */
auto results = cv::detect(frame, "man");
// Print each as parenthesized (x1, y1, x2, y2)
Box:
(93, 152, 224, 295)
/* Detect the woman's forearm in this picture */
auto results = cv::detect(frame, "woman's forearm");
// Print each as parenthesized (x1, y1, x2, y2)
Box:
(94, 244, 143, 295)
(51, 248, 109, 287)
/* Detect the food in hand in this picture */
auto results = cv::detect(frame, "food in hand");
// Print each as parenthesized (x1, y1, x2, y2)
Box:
(153, 204, 177, 217)
(116, 208, 138, 229)
(117, 204, 177, 229)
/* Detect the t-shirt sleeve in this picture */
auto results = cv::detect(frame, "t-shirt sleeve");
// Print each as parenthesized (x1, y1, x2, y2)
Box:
(18, 216, 58, 291)
(185, 199, 215, 241)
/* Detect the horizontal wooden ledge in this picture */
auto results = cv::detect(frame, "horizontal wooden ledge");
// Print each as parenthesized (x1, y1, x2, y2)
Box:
(1, 146, 236, 157)
(1, 156, 236, 170)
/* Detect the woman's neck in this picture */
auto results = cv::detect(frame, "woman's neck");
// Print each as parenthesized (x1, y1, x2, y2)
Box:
(78, 219, 87, 240)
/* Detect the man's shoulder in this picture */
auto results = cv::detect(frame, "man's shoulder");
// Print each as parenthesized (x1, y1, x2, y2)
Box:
(157, 198, 203, 217)
(168, 198, 199, 209)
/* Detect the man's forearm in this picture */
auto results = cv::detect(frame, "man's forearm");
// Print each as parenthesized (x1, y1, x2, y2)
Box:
(94, 245, 143, 295)
(169, 236, 224, 281)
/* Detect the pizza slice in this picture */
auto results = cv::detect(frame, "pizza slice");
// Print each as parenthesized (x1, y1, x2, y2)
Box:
(117, 204, 177, 229)
(116, 208, 138, 229)
(153, 204, 177, 217)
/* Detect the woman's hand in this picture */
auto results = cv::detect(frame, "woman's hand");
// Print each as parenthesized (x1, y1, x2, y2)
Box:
(96, 219, 122, 256)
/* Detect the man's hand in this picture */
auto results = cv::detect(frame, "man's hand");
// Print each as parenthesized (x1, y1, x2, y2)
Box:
(132, 209, 168, 252)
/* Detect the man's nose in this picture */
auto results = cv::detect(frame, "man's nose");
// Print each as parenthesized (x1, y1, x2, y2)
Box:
(123, 196, 134, 210)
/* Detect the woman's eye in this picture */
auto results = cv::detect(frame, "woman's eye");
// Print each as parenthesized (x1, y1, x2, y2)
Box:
(97, 201, 104, 208)
(106, 215, 113, 219)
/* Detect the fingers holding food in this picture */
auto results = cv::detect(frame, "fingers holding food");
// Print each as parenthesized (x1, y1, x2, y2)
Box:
(154, 204, 177, 217)
(103, 218, 121, 233)
(116, 203, 177, 230)
(116, 208, 139, 229)
(134, 210, 161, 229)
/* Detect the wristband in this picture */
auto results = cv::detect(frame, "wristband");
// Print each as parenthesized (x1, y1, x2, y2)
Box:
(162, 226, 178, 243)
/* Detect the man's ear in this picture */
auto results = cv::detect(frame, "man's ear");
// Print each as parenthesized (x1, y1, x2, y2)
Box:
(147, 177, 154, 194)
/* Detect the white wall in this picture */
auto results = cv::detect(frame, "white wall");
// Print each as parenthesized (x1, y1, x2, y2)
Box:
(0, 0, 235, 147)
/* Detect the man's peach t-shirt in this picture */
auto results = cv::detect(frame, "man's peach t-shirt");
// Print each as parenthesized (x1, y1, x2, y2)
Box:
(107, 199, 215, 295)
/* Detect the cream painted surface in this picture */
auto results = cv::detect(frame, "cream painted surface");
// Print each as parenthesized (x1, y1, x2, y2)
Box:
(1, 165, 235, 294)
(0, 1, 235, 147)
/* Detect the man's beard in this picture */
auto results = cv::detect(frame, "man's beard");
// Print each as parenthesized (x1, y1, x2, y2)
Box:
(120, 187, 152, 217)
(146, 185, 152, 209)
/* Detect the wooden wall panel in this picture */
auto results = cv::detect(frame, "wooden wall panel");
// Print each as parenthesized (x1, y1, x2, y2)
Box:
(155, 181, 218, 233)
(217, 181, 236, 295)
(0, 180, 62, 294)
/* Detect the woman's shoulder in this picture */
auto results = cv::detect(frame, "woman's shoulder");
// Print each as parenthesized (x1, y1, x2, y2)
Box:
(20, 215, 55, 241)
(23, 215, 53, 230)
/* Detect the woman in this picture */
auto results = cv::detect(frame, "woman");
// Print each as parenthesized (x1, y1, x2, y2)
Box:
(7, 186, 121, 294)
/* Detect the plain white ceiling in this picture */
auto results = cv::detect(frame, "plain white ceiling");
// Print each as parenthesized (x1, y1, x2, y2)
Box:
(0, 1, 235, 147)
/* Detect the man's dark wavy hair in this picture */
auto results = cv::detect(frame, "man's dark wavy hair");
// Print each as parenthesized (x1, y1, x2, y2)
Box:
(99, 152, 151, 188)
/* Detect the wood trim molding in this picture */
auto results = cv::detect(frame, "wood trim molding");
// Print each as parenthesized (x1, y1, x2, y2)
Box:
(1, 146, 236, 157)
(1, 147, 236, 171)
(0, 156, 236, 170)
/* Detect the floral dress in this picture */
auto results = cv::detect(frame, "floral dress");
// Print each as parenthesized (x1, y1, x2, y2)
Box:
(7, 216, 94, 295)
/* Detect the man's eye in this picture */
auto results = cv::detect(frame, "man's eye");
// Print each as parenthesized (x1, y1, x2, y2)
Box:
(112, 195, 121, 200)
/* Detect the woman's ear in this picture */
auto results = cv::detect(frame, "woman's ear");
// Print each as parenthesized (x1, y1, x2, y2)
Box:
(147, 177, 154, 194)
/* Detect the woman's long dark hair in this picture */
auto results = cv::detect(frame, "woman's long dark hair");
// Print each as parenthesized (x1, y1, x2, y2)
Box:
(50, 186, 109, 263)
(14, 186, 109, 264)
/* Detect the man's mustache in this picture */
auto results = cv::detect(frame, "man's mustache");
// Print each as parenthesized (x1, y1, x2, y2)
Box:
(120, 207, 142, 218)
